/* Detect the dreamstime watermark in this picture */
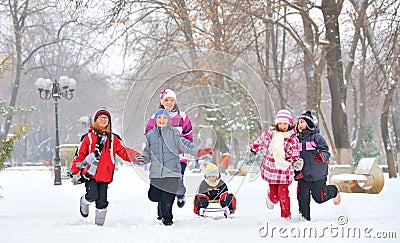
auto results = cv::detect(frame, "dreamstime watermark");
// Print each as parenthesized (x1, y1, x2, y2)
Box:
(258, 216, 397, 239)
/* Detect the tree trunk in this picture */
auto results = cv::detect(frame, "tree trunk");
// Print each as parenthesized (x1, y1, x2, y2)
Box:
(321, 0, 352, 166)
(351, 36, 367, 153)
(382, 90, 398, 179)
(381, 70, 398, 178)
(299, 0, 318, 111)
(392, 90, 400, 167)
(2, 1, 27, 141)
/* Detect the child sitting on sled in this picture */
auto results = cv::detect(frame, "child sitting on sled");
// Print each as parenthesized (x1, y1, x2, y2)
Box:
(193, 163, 236, 217)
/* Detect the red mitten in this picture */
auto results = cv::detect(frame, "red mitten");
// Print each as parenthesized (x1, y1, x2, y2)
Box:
(314, 151, 324, 164)
(198, 147, 214, 158)
(126, 148, 139, 161)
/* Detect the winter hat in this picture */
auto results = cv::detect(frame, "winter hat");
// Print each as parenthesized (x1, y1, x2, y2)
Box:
(298, 111, 315, 130)
(274, 109, 293, 124)
(94, 109, 111, 121)
(154, 108, 170, 121)
(93, 109, 112, 141)
(160, 89, 177, 104)
(205, 163, 220, 177)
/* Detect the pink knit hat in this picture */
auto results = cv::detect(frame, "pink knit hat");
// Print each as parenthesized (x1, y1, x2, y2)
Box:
(275, 109, 293, 124)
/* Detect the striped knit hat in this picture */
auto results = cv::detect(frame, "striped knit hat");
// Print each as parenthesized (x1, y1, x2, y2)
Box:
(205, 163, 219, 177)
(275, 109, 293, 125)
(298, 111, 315, 130)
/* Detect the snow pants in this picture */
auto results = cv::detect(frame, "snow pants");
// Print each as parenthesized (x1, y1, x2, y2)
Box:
(176, 162, 187, 199)
(268, 184, 290, 218)
(297, 177, 339, 220)
(84, 179, 109, 209)
(193, 192, 236, 214)
(148, 178, 180, 221)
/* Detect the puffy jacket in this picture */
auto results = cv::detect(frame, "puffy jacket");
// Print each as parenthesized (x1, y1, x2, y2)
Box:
(143, 124, 199, 179)
(196, 179, 228, 201)
(70, 131, 131, 183)
(297, 127, 330, 181)
(251, 126, 301, 184)
(145, 110, 193, 163)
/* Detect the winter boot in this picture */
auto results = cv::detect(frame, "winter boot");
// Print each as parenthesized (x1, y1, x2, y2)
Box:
(198, 208, 206, 217)
(95, 208, 107, 226)
(266, 189, 274, 209)
(80, 196, 90, 218)
(333, 192, 341, 205)
(223, 206, 231, 218)
(162, 218, 173, 226)
(177, 196, 186, 208)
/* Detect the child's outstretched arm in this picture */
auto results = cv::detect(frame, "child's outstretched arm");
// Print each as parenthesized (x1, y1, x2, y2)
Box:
(177, 136, 213, 159)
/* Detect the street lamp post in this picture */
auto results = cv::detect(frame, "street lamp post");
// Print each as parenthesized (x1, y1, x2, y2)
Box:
(35, 76, 76, 185)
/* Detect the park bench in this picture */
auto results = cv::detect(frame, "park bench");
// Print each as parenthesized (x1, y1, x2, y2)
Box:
(329, 157, 384, 194)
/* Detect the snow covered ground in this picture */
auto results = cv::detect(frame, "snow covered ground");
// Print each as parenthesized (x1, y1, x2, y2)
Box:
(0, 165, 399, 243)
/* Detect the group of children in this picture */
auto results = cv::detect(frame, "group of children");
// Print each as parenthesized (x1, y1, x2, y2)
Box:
(68, 88, 340, 226)
(250, 109, 341, 221)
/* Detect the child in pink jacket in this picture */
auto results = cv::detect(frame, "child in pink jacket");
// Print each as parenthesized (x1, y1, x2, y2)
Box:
(250, 109, 303, 219)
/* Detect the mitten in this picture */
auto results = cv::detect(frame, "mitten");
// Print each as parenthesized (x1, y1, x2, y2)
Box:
(198, 148, 214, 158)
(293, 159, 304, 171)
(126, 148, 140, 162)
(314, 151, 324, 164)
(66, 170, 74, 178)
(132, 154, 147, 165)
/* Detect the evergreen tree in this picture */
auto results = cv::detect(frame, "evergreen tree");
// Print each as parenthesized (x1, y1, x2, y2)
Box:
(354, 123, 381, 167)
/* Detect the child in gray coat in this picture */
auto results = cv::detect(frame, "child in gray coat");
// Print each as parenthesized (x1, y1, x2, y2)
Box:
(141, 108, 213, 225)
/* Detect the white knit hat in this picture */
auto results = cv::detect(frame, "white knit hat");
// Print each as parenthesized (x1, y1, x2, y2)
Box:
(160, 89, 177, 104)
(275, 109, 293, 124)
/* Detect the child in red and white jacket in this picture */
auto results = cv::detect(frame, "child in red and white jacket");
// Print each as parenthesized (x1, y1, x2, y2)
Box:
(250, 109, 303, 219)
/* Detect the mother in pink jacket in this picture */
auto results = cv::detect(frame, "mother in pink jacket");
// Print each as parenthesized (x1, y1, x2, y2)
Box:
(250, 109, 303, 219)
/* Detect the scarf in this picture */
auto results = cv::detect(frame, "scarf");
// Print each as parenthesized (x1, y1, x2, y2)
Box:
(268, 130, 292, 170)
(77, 132, 107, 177)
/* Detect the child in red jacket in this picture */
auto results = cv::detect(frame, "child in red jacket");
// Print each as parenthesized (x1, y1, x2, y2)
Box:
(68, 109, 142, 226)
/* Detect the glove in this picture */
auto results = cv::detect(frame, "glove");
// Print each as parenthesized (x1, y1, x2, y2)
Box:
(132, 154, 147, 165)
(66, 170, 74, 178)
(248, 149, 256, 158)
(293, 159, 304, 171)
(198, 148, 214, 158)
(126, 148, 140, 161)
(314, 151, 324, 164)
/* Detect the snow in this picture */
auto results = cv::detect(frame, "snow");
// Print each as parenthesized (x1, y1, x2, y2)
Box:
(330, 174, 368, 182)
(1, 166, 399, 243)
(355, 158, 376, 174)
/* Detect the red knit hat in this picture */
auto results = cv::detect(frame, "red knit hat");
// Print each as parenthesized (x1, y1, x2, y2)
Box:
(94, 109, 111, 122)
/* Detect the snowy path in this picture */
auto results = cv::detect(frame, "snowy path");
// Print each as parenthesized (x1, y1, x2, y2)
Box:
(0, 166, 399, 243)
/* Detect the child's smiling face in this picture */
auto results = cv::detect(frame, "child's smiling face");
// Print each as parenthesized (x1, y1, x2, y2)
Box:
(156, 114, 169, 128)
(297, 119, 308, 132)
(162, 97, 175, 111)
(277, 122, 289, 132)
(206, 175, 218, 183)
